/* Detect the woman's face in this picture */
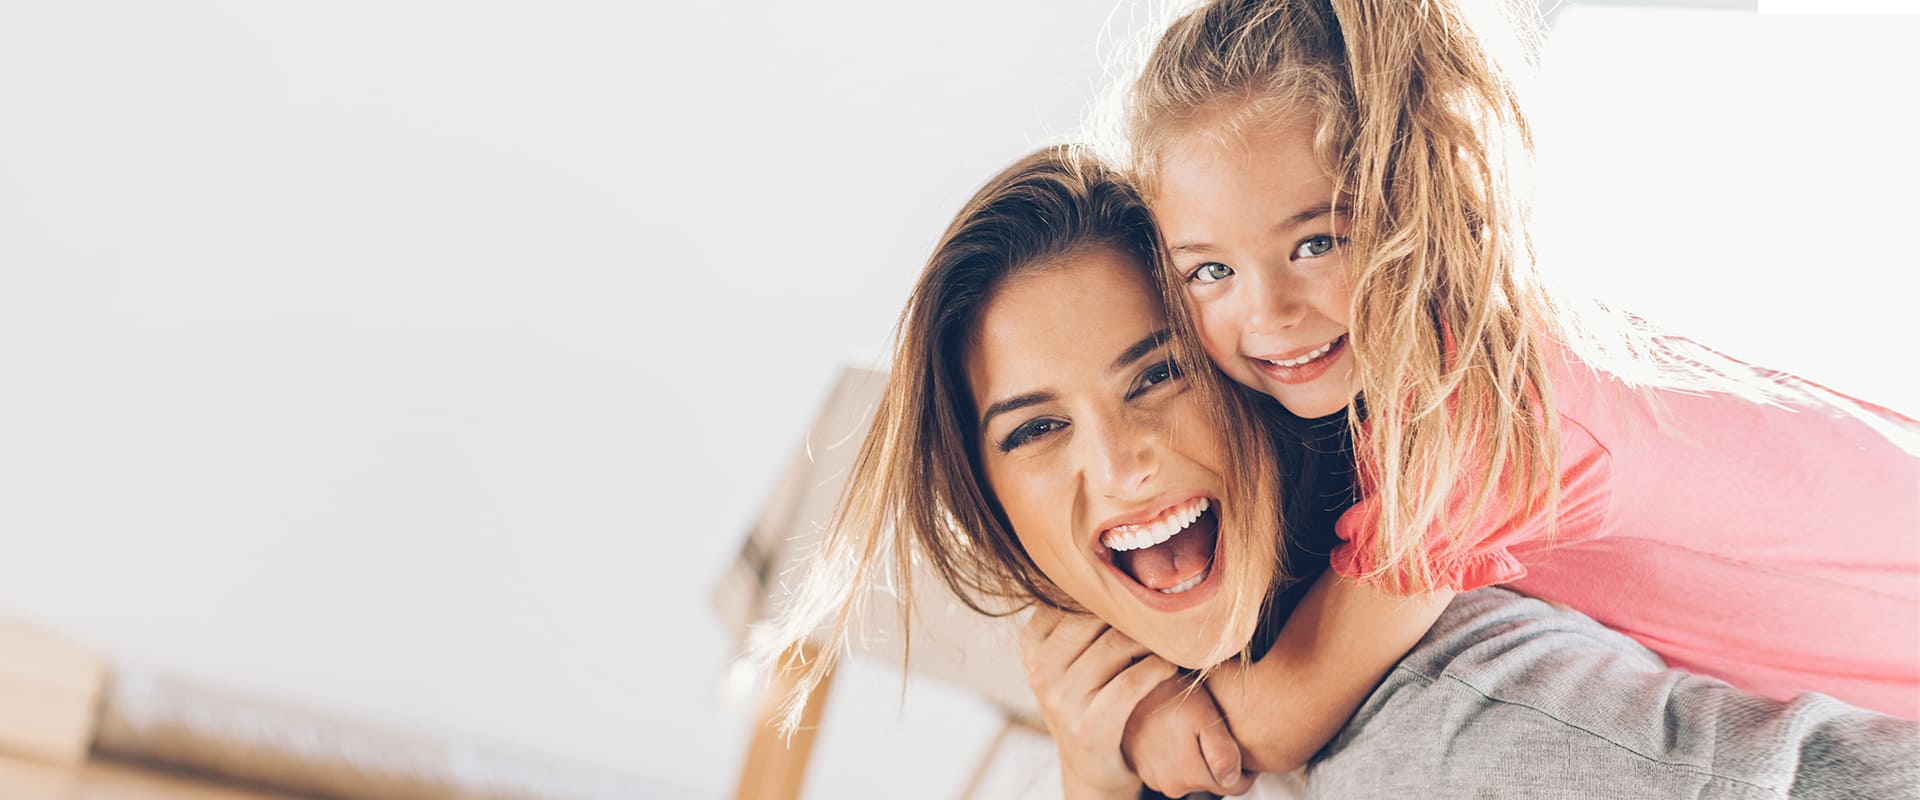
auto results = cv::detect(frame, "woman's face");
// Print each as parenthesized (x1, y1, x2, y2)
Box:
(965, 245, 1271, 668)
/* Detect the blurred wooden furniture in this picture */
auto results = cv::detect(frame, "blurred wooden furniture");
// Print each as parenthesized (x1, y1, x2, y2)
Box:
(716, 367, 1045, 800)
(731, 643, 833, 800)
(0, 619, 106, 766)
(0, 754, 300, 800)
(1, 617, 656, 799)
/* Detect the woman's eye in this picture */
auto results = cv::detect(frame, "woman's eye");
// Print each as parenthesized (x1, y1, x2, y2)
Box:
(999, 418, 1066, 452)
(1130, 359, 1185, 398)
(1293, 235, 1344, 259)
(1187, 262, 1235, 284)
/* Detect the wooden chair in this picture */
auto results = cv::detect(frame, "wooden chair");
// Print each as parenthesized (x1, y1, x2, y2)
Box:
(714, 367, 1045, 800)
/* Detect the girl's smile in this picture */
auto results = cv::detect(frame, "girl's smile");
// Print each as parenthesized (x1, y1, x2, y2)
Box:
(1151, 121, 1361, 418)
(1248, 333, 1348, 385)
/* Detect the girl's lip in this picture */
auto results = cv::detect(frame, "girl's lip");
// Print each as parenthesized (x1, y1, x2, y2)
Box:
(1251, 334, 1345, 364)
(1247, 334, 1348, 386)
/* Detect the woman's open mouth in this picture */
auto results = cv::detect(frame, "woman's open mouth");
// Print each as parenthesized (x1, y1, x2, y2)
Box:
(1097, 496, 1224, 610)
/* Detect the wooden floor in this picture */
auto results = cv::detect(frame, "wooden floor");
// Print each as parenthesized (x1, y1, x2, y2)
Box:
(0, 756, 300, 800)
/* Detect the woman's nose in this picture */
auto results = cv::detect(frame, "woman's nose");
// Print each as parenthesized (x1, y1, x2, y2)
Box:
(1085, 415, 1158, 499)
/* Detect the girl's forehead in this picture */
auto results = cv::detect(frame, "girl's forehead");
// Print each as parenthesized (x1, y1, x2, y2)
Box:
(1150, 126, 1340, 231)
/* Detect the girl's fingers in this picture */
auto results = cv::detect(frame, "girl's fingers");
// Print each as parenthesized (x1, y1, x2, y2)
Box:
(1061, 626, 1152, 693)
(1196, 714, 1249, 793)
(1218, 769, 1258, 797)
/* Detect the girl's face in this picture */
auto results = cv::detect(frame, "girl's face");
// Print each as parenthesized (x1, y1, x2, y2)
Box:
(966, 246, 1270, 668)
(1152, 122, 1359, 419)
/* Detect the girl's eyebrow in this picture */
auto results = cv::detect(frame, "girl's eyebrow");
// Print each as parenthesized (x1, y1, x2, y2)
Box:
(1276, 201, 1341, 231)
(1168, 202, 1345, 254)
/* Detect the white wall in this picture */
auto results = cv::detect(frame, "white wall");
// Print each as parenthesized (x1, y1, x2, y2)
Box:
(1532, 6, 1920, 412)
(0, 2, 1912, 798)
(0, 1, 1125, 794)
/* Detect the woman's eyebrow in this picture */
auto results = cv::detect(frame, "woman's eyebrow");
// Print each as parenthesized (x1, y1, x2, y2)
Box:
(1111, 329, 1170, 372)
(981, 391, 1054, 431)
(979, 330, 1170, 430)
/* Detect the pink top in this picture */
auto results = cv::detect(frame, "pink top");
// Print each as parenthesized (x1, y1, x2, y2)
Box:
(1329, 345, 1920, 719)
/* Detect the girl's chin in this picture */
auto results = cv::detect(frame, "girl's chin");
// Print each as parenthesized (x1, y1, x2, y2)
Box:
(1245, 356, 1358, 418)
(1268, 387, 1353, 420)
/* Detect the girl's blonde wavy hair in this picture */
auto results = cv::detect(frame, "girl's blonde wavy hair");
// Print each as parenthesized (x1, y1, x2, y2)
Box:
(759, 146, 1287, 734)
(1113, 0, 1775, 592)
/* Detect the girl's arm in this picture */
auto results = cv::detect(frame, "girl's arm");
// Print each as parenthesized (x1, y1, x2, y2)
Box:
(1120, 676, 1255, 796)
(1205, 572, 1454, 773)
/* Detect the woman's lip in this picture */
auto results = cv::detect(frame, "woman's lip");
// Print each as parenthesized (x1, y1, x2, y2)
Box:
(1247, 334, 1348, 386)
(1087, 491, 1214, 554)
(1097, 512, 1225, 613)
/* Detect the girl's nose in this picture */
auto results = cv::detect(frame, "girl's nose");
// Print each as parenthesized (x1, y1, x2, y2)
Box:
(1239, 265, 1305, 331)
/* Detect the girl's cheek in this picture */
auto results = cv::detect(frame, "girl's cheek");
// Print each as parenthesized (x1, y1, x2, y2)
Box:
(1195, 312, 1240, 367)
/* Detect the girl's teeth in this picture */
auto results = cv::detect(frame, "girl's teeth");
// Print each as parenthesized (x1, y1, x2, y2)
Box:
(1102, 497, 1212, 552)
(1266, 337, 1338, 368)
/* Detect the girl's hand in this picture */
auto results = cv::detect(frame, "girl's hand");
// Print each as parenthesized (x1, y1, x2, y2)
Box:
(1123, 678, 1257, 797)
(1018, 606, 1177, 800)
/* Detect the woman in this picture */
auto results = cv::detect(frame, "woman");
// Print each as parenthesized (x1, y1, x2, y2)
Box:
(764, 146, 1916, 799)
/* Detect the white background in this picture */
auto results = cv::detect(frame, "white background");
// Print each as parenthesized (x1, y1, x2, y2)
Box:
(1, 2, 1914, 797)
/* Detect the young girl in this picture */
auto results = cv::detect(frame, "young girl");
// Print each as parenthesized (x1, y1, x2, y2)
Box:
(1106, 0, 1920, 789)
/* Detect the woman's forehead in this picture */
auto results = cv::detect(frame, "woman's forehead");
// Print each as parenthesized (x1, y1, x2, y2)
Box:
(965, 249, 1165, 404)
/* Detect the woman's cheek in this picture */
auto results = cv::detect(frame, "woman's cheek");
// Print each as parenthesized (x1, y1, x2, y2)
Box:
(1000, 478, 1079, 594)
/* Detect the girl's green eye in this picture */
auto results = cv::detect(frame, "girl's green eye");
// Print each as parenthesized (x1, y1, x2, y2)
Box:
(1294, 235, 1342, 259)
(1189, 262, 1234, 283)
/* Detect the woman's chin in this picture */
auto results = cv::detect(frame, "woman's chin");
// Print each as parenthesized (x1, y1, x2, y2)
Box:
(1141, 613, 1260, 670)
(1110, 572, 1270, 669)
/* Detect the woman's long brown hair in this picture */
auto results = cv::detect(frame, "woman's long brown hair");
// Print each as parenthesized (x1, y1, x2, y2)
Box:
(760, 146, 1285, 733)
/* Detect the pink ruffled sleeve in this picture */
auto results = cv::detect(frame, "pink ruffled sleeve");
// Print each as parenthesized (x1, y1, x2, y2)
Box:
(1329, 414, 1615, 594)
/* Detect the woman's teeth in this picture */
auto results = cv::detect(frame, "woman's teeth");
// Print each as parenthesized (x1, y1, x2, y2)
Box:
(1263, 336, 1340, 368)
(1159, 569, 1208, 595)
(1102, 497, 1209, 552)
